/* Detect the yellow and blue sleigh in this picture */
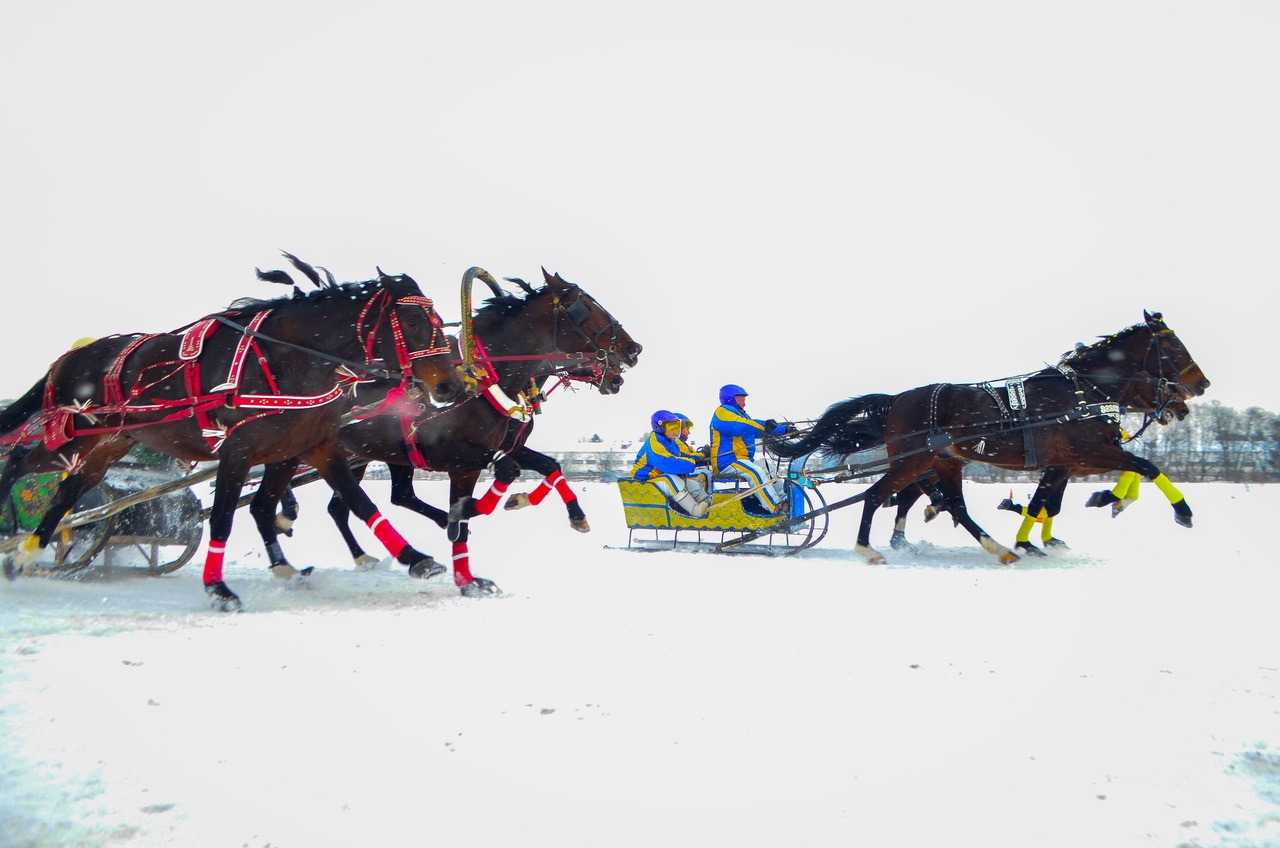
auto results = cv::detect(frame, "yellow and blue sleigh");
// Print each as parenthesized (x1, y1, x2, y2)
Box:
(615, 467, 829, 556)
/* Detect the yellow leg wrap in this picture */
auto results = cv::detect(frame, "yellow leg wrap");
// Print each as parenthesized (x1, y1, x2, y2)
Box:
(1016, 514, 1036, 543)
(1113, 471, 1141, 501)
(1018, 506, 1047, 523)
(1152, 473, 1184, 504)
(1040, 515, 1055, 543)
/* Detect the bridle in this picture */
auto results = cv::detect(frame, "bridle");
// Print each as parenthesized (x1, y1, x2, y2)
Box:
(1055, 324, 1199, 438)
(356, 287, 452, 379)
(551, 285, 631, 377)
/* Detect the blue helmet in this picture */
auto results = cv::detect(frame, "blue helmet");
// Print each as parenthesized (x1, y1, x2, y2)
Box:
(719, 384, 748, 405)
(651, 409, 680, 433)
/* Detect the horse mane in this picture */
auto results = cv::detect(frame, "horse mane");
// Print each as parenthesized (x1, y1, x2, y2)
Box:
(228, 278, 382, 316)
(1057, 321, 1154, 370)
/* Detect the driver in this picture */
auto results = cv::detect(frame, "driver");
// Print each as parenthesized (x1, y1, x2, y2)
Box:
(708, 384, 789, 515)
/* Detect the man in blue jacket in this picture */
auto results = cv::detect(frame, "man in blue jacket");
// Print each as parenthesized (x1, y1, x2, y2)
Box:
(709, 384, 788, 514)
(631, 409, 713, 517)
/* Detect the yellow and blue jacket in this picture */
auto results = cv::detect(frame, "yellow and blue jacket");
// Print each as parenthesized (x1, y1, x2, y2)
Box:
(709, 403, 786, 473)
(630, 431, 700, 481)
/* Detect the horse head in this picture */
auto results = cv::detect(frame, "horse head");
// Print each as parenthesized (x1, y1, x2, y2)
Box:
(1142, 310, 1210, 400)
(538, 267, 642, 395)
(373, 271, 467, 406)
(1060, 311, 1209, 419)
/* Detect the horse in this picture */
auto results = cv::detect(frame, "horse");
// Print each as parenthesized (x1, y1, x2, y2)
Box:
(282, 266, 640, 596)
(0, 269, 467, 610)
(769, 311, 1209, 564)
(888, 397, 1194, 555)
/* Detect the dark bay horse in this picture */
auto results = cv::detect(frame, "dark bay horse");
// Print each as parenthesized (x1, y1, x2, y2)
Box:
(771, 311, 1209, 564)
(887, 393, 1193, 555)
(294, 267, 640, 596)
(0, 271, 466, 610)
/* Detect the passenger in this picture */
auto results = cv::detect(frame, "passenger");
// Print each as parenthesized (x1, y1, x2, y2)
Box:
(630, 410, 713, 518)
(709, 384, 789, 514)
(672, 412, 713, 506)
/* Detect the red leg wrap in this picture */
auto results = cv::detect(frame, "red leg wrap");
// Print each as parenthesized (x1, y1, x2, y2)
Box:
(526, 477, 554, 506)
(550, 470, 576, 504)
(474, 480, 509, 516)
(203, 542, 226, 584)
(366, 511, 407, 559)
(452, 541, 472, 586)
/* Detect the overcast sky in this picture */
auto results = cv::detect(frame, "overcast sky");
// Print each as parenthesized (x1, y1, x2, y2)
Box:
(3, 2, 1277, 447)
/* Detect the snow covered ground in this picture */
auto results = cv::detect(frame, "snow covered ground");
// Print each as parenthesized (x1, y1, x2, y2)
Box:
(1, 479, 1277, 848)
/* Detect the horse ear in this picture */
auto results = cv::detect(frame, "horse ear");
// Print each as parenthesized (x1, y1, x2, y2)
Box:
(1144, 310, 1164, 326)
(376, 266, 386, 278)
(541, 266, 554, 284)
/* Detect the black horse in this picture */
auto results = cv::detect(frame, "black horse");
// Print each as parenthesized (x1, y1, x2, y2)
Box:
(0, 269, 466, 610)
(770, 312, 1210, 564)
(263, 266, 641, 596)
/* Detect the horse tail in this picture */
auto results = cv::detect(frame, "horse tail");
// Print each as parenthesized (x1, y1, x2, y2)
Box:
(0, 373, 49, 435)
(769, 393, 896, 458)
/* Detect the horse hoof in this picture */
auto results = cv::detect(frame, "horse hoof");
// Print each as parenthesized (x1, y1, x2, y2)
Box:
(1044, 538, 1069, 550)
(1173, 501, 1193, 528)
(354, 554, 381, 569)
(998, 551, 1021, 565)
(409, 558, 446, 580)
(504, 494, 532, 511)
(1175, 514, 1193, 528)
(274, 515, 295, 537)
(2, 555, 18, 581)
(1086, 490, 1119, 509)
(997, 498, 1024, 514)
(298, 566, 315, 578)
(1015, 542, 1046, 558)
(204, 581, 243, 613)
(855, 545, 885, 565)
(922, 505, 939, 523)
(14, 534, 43, 569)
(571, 518, 591, 534)
(460, 576, 501, 597)
(270, 564, 299, 580)
(889, 531, 911, 551)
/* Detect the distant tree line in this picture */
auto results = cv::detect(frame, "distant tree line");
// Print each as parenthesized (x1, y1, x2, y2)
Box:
(1125, 400, 1279, 482)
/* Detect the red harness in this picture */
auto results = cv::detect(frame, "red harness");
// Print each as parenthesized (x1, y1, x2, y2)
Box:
(29, 290, 448, 455)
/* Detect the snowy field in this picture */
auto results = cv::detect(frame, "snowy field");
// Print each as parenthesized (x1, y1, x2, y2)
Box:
(1, 479, 1277, 848)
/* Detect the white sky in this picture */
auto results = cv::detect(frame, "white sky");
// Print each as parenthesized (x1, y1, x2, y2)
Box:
(3, 2, 1278, 447)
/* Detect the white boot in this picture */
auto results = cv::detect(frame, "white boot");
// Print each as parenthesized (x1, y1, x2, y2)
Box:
(673, 490, 708, 518)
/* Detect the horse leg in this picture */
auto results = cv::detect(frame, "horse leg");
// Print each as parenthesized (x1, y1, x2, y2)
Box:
(9, 437, 129, 573)
(887, 483, 925, 551)
(1085, 470, 1142, 517)
(1039, 474, 1070, 549)
(386, 464, 448, 529)
(855, 474, 900, 564)
(503, 446, 588, 533)
(202, 449, 256, 612)
(304, 443, 445, 579)
(1084, 454, 1190, 526)
(447, 451, 521, 541)
(929, 458, 1019, 564)
(444, 470, 500, 597)
(247, 459, 308, 579)
(1014, 468, 1070, 557)
(319, 460, 372, 566)
(276, 485, 299, 536)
